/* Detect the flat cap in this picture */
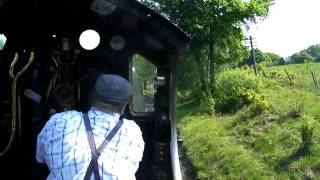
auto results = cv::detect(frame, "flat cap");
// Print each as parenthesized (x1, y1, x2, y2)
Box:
(93, 74, 133, 104)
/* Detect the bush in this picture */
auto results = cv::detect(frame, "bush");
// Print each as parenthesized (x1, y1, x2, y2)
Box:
(196, 91, 215, 115)
(177, 90, 193, 103)
(288, 98, 305, 118)
(249, 97, 270, 115)
(300, 114, 315, 152)
(214, 68, 267, 113)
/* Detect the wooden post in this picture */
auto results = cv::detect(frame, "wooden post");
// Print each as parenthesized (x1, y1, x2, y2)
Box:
(310, 70, 317, 87)
(284, 68, 292, 84)
(260, 66, 267, 78)
(249, 36, 257, 76)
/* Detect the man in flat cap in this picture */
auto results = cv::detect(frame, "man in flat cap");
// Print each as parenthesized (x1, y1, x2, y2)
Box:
(36, 74, 145, 180)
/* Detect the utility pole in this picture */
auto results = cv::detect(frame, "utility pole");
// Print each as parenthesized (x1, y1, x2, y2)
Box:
(244, 36, 258, 75)
(249, 36, 257, 75)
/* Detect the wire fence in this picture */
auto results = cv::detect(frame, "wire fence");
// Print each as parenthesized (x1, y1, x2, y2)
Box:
(258, 65, 320, 89)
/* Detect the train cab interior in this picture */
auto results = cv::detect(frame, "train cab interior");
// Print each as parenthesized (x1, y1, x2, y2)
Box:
(0, 0, 190, 179)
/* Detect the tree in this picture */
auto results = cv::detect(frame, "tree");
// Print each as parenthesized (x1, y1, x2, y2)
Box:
(241, 49, 279, 66)
(132, 54, 157, 89)
(177, 54, 199, 90)
(141, 0, 273, 93)
(277, 57, 286, 65)
(264, 52, 284, 65)
(306, 44, 320, 61)
(254, 48, 272, 64)
(290, 50, 314, 64)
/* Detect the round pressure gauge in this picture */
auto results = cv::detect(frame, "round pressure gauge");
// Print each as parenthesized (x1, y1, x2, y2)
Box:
(79, 29, 100, 50)
(110, 35, 125, 50)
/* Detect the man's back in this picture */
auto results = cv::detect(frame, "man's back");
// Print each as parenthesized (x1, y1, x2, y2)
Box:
(36, 107, 144, 180)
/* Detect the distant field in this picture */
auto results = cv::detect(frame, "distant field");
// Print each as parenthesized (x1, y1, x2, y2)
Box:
(263, 63, 320, 118)
(264, 63, 320, 89)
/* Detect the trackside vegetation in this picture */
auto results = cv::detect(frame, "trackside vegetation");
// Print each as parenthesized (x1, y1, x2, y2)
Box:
(177, 64, 320, 179)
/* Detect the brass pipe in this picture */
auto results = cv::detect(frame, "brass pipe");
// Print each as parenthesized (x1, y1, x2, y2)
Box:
(0, 51, 35, 156)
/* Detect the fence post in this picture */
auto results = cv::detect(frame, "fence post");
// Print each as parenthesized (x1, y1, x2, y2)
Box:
(284, 68, 292, 84)
(310, 70, 317, 87)
(260, 67, 267, 78)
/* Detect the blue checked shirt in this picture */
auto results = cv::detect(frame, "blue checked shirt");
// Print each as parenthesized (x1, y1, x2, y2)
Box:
(36, 107, 145, 180)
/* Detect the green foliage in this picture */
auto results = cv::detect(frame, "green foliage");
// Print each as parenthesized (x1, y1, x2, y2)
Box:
(177, 114, 273, 179)
(306, 44, 320, 61)
(176, 63, 320, 179)
(176, 90, 193, 104)
(277, 57, 287, 65)
(278, 43, 320, 64)
(214, 68, 267, 113)
(265, 52, 281, 62)
(250, 98, 270, 115)
(287, 98, 305, 118)
(265, 52, 285, 66)
(132, 54, 156, 83)
(197, 91, 215, 115)
(263, 64, 320, 119)
(268, 70, 286, 80)
(177, 90, 216, 116)
(300, 114, 315, 152)
(177, 55, 199, 90)
(266, 63, 320, 91)
(242, 49, 285, 67)
(254, 48, 272, 65)
(290, 50, 314, 64)
(140, 0, 273, 91)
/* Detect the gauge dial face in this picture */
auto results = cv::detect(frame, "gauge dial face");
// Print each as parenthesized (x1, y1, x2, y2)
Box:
(110, 35, 125, 50)
(79, 29, 100, 50)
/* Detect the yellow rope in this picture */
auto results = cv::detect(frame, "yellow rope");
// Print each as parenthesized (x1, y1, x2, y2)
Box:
(0, 51, 35, 156)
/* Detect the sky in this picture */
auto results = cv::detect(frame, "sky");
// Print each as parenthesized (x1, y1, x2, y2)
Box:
(245, 0, 320, 58)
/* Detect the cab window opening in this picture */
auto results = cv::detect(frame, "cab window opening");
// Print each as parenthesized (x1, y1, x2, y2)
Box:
(130, 54, 157, 114)
(0, 34, 7, 50)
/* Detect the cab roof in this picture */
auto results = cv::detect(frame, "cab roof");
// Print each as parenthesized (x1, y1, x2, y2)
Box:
(0, 0, 190, 64)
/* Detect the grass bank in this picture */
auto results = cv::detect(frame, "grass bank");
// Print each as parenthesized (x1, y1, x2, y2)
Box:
(177, 63, 320, 179)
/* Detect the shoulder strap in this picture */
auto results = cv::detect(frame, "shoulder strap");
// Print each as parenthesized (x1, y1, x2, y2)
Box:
(97, 118, 123, 154)
(83, 112, 124, 180)
(83, 113, 100, 180)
